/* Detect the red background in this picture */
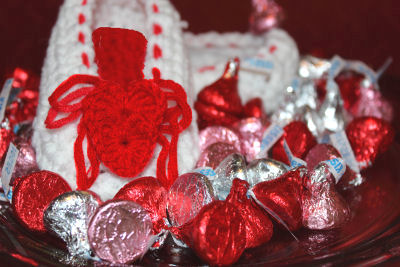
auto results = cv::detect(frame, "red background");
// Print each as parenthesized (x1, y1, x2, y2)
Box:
(1, 0, 399, 78)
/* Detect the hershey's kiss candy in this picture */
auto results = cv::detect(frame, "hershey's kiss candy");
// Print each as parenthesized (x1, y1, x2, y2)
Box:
(233, 117, 269, 161)
(305, 143, 360, 190)
(213, 153, 247, 200)
(167, 172, 215, 227)
(88, 200, 153, 264)
(12, 170, 71, 232)
(179, 200, 247, 266)
(350, 84, 393, 122)
(272, 121, 316, 166)
(196, 142, 240, 170)
(302, 163, 351, 230)
(194, 58, 244, 129)
(114, 177, 167, 234)
(199, 126, 241, 153)
(251, 167, 305, 231)
(247, 158, 288, 185)
(346, 116, 394, 169)
(249, 0, 283, 34)
(226, 178, 273, 248)
(44, 191, 101, 257)
(0, 136, 39, 187)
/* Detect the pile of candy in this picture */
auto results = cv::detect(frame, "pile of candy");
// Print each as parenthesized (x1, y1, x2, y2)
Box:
(0, 2, 395, 265)
(0, 46, 395, 265)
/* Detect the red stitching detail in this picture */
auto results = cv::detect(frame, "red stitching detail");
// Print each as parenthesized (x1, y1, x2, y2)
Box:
(81, 53, 90, 68)
(153, 44, 162, 59)
(152, 4, 159, 13)
(229, 43, 238, 48)
(198, 65, 216, 73)
(269, 45, 277, 54)
(78, 13, 86, 24)
(81, 0, 87, 5)
(205, 43, 214, 48)
(78, 32, 85, 44)
(153, 23, 162, 35)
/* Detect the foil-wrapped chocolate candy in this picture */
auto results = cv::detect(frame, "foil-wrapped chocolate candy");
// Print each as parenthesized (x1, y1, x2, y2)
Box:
(212, 153, 247, 200)
(44, 191, 101, 257)
(302, 163, 351, 230)
(196, 142, 239, 169)
(167, 172, 215, 227)
(298, 56, 332, 80)
(246, 158, 288, 185)
(1, 136, 38, 187)
(87, 200, 153, 264)
(233, 117, 268, 161)
(199, 126, 241, 153)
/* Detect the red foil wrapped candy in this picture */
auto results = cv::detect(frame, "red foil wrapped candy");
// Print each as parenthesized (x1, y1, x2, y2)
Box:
(179, 200, 247, 266)
(195, 58, 244, 129)
(250, 167, 305, 231)
(226, 178, 273, 248)
(271, 121, 317, 166)
(114, 176, 167, 234)
(12, 170, 71, 232)
(346, 116, 394, 169)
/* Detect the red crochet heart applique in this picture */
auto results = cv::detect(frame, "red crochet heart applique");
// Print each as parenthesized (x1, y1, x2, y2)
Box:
(45, 27, 192, 190)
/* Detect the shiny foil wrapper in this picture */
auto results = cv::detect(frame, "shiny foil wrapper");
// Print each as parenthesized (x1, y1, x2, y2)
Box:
(317, 81, 347, 134)
(114, 177, 167, 235)
(167, 172, 215, 227)
(184, 201, 247, 266)
(302, 163, 351, 230)
(0, 136, 39, 187)
(272, 121, 317, 165)
(212, 153, 247, 200)
(12, 171, 72, 232)
(247, 158, 288, 185)
(251, 167, 305, 231)
(198, 126, 241, 153)
(233, 117, 269, 161)
(87, 200, 153, 264)
(271, 80, 317, 127)
(44, 191, 101, 257)
(195, 58, 244, 129)
(226, 179, 273, 248)
(249, 0, 283, 34)
(196, 142, 240, 169)
(351, 84, 393, 122)
(299, 56, 332, 80)
(305, 143, 360, 190)
(346, 116, 394, 169)
(0, 120, 15, 160)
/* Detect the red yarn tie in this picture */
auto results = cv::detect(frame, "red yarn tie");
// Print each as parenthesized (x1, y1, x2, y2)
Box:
(45, 27, 192, 189)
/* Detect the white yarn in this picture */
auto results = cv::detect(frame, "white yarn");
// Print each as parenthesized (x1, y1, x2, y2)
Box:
(33, 0, 299, 200)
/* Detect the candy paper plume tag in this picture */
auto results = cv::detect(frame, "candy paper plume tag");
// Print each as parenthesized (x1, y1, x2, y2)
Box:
(45, 28, 192, 190)
(0, 79, 13, 122)
(329, 130, 359, 173)
(282, 139, 307, 169)
(258, 123, 284, 158)
(1, 142, 19, 201)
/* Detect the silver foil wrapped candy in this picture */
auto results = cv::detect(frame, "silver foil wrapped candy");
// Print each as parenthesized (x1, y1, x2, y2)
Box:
(246, 158, 288, 185)
(44, 191, 101, 257)
(167, 172, 215, 227)
(212, 153, 247, 200)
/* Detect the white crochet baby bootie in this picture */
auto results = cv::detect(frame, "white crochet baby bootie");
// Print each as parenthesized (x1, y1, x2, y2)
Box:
(185, 29, 299, 112)
(32, 0, 199, 200)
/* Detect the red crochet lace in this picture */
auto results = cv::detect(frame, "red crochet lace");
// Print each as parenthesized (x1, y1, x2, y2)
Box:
(45, 27, 192, 189)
